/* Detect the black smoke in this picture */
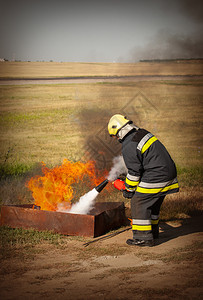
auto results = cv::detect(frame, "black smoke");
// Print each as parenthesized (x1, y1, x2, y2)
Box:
(128, 29, 203, 62)
(178, 0, 203, 24)
(124, 0, 203, 62)
(77, 108, 122, 171)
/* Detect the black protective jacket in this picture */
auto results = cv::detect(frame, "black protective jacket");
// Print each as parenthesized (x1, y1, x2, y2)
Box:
(121, 128, 179, 197)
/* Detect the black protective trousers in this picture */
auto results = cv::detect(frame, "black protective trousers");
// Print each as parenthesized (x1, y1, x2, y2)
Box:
(131, 194, 165, 240)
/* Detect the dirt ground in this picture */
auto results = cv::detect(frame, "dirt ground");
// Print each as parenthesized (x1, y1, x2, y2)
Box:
(0, 215, 202, 300)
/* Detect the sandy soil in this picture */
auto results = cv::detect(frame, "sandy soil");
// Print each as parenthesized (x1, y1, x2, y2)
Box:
(0, 215, 202, 300)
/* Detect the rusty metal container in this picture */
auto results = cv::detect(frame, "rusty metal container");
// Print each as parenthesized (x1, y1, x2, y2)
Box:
(0, 202, 126, 237)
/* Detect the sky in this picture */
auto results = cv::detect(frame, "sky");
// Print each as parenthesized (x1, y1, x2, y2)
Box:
(0, 0, 202, 62)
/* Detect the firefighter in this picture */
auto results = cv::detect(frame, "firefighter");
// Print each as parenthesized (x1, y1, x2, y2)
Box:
(108, 114, 179, 246)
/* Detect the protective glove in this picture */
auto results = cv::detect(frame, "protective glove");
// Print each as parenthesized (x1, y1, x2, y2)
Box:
(123, 189, 135, 199)
(117, 174, 126, 181)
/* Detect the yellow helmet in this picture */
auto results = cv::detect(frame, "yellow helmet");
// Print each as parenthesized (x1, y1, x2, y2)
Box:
(108, 114, 131, 136)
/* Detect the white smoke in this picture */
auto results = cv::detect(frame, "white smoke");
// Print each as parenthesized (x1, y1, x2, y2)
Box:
(68, 188, 99, 214)
(57, 188, 99, 215)
(107, 155, 127, 181)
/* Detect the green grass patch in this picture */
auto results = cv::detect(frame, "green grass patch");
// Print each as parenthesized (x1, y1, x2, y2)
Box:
(0, 226, 65, 247)
(0, 226, 67, 260)
(0, 108, 73, 127)
(177, 165, 203, 187)
(0, 162, 34, 179)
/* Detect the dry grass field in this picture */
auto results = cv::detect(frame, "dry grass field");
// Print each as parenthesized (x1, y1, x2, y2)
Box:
(0, 61, 203, 300)
(0, 61, 203, 204)
(0, 60, 203, 78)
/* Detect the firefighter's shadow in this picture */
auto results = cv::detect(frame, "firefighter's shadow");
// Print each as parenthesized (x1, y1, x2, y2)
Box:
(156, 214, 203, 245)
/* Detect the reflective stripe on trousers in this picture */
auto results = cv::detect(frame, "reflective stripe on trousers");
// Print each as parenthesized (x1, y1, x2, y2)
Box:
(132, 219, 152, 231)
(132, 217, 159, 230)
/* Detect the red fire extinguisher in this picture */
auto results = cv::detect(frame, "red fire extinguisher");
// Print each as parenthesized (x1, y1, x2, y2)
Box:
(113, 179, 125, 191)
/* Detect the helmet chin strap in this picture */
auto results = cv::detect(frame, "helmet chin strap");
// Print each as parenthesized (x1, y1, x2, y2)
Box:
(117, 124, 139, 141)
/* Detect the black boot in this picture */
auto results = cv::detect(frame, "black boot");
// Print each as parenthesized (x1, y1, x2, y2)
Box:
(152, 224, 159, 239)
(126, 239, 154, 247)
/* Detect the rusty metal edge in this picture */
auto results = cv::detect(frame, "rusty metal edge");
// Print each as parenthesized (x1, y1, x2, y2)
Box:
(0, 206, 95, 237)
(0, 202, 126, 238)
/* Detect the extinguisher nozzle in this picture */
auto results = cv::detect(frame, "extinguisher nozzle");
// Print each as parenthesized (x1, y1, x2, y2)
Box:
(95, 179, 109, 193)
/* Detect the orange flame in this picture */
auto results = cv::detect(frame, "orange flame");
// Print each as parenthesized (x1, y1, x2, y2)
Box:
(27, 159, 107, 211)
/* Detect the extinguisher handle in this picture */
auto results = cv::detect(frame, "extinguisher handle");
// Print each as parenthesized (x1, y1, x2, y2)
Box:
(113, 179, 125, 191)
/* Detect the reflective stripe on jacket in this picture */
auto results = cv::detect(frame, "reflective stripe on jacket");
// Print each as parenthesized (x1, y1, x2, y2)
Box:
(122, 128, 179, 197)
